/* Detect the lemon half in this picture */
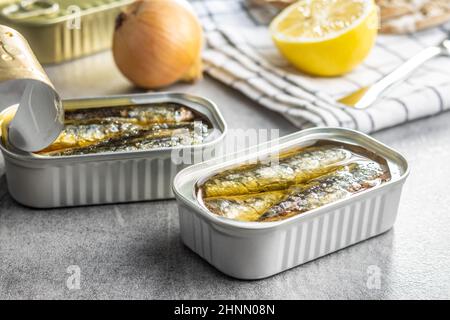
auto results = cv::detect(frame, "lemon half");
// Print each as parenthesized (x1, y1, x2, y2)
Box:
(270, 0, 379, 76)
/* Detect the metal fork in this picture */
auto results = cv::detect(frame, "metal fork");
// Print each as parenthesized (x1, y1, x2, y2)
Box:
(338, 35, 450, 109)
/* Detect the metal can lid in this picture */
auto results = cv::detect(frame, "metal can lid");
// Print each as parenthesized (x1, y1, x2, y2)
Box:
(0, 24, 63, 152)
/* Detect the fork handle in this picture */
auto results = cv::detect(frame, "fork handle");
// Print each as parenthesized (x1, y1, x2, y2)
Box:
(354, 46, 443, 109)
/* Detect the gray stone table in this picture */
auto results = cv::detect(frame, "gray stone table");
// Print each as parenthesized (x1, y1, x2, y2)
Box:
(1, 51, 449, 299)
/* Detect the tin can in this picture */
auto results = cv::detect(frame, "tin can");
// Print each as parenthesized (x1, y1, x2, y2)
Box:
(0, 92, 227, 208)
(0, 26, 228, 208)
(0, 0, 134, 64)
(172, 127, 409, 279)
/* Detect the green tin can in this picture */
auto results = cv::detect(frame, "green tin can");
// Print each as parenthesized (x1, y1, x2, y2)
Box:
(0, 0, 134, 64)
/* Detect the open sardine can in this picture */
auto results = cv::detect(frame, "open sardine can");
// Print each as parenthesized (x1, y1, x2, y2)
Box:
(0, 25, 227, 207)
(0, 0, 134, 64)
(172, 127, 409, 279)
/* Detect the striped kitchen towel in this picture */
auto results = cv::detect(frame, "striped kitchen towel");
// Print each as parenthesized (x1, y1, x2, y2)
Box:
(191, 0, 450, 133)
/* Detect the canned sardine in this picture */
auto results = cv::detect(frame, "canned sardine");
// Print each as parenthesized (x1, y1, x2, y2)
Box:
(173, 128, 409, 279)
(196, 141, 391, 222)
(0, 93, 227, 207)
(34, 102, 212, 156)
(0, 0, 134, 64)
(0, 26, 228, 207)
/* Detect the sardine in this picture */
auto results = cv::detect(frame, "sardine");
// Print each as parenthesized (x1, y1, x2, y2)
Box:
(34, 102, 209, 156)
(38, 122, 209, 156)
(38, 122, 196, 153)
(258, 161, 389, 222)
(64, 103, 195, 125)
(202, 161, 389, 222)
(203, 191, 286, 222)
(202, 146, 352, 197)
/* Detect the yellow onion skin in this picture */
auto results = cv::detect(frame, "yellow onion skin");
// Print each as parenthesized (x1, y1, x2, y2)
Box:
(113, 0, 203, 89)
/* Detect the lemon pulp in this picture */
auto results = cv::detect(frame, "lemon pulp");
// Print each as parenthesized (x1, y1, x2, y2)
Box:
(270, 0, 378, 76)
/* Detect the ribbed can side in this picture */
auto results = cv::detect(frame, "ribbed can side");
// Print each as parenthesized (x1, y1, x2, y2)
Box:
(178, 186, 402, 280)
(51, 8, 120, 63)
(278, 192, 390, 272)
(5, 156, 181, 207)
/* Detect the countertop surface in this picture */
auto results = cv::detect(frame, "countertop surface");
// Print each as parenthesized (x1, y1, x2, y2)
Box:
(1, 51, 449, 300)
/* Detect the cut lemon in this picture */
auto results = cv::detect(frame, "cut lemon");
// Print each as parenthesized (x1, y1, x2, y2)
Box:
(270, 0, 379, 76)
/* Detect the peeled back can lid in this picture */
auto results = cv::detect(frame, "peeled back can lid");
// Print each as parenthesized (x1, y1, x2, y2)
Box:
(0, 24, 63, 152)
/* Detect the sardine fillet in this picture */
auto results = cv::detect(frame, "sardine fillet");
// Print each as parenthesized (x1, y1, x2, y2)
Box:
(64, 104, 195, 124)
(258, 161, 389, 222)
(38, 122, 197, 154)
(202, 146, 352, 197)
(39, 124, 208, 156)
(203, 191, 286, 222)
(202, 161, 388, 222)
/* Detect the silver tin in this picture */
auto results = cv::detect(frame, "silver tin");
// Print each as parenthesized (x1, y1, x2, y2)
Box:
(0, 92, 227, 208)
(173, 127, 409, 279)
(0, 0, 135, 64)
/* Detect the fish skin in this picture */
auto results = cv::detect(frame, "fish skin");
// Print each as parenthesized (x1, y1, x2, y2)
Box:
(258, 161, 389, 222)
(202, 146, 352, 198)
(34, 103, 207, 156)
(203, 191, 286, 222)
(64, 103, 195, 124)
(37, 122, 209, 156)
(38, 122, 196, 153)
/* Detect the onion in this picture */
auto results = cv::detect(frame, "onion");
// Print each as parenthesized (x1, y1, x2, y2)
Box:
(113, 0, 203, 89)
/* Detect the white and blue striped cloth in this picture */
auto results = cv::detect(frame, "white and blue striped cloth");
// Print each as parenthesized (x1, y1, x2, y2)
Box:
(191, 0, 450, 133)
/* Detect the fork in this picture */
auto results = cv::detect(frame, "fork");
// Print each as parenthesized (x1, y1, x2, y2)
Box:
(338, 34, 450, 109)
